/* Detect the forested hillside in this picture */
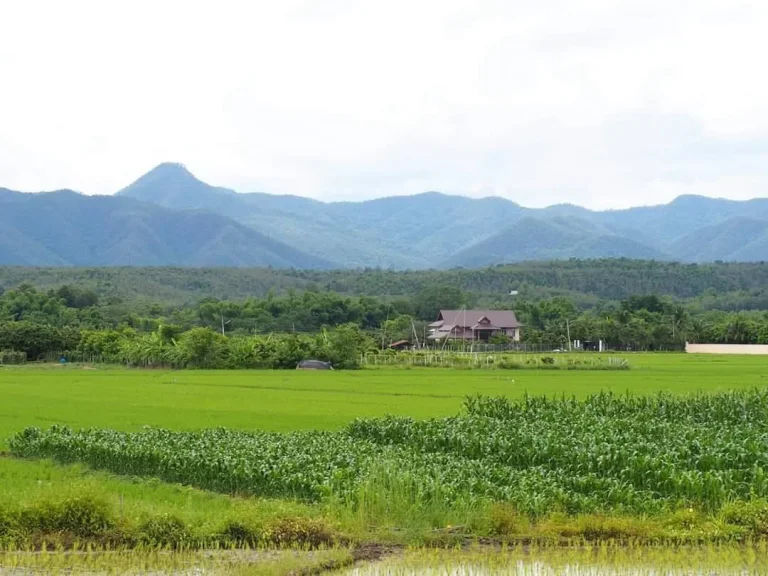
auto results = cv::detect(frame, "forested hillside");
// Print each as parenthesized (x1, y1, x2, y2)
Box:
(2, 260, 768, 310)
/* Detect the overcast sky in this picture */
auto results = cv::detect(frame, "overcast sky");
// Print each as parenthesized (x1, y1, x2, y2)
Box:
(2, 0, 768, 209)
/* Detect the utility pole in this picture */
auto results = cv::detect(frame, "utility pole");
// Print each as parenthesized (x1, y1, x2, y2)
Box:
(566, 318, 572, 351)
(411, 318, 420, 349)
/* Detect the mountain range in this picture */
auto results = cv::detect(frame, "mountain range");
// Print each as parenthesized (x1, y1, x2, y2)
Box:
(2, 162, 767, 268)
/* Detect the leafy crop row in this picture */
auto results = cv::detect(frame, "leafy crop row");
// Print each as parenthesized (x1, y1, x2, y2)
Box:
(10, 390, 768, 516)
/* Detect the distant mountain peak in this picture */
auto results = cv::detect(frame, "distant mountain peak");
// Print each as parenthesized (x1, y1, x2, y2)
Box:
(116, 162, 234, 206)
(119, 162, 200, 190)
(146, 162, 194, 176)
(669, 194, 719, 205)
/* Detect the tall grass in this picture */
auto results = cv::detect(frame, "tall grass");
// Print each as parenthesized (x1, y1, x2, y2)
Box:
(328, 458, 492, 538)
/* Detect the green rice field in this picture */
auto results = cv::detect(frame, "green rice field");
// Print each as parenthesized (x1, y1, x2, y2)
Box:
(2, 354, 768, 574)
(1, 354, 766, 442)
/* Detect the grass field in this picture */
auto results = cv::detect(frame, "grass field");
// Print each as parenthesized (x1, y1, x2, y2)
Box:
(2, 354, 768, 573)
(2, 354, 766, 445)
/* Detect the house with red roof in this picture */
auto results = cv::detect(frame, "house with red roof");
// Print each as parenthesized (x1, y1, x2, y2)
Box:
(427, 309, 522, 342)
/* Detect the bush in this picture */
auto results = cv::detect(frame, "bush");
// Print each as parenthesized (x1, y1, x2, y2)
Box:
(16, 496, 113, 538)
(139, 514, 190, 547)
(264, 517, 335, 547)
(489, 503, 525, 536)
(721, 500, 768, 535)
(540, 513, 652, 541)
(0, 507, 18, 539)
(55, 496, 114, 538)
(219, 518, 263, 546)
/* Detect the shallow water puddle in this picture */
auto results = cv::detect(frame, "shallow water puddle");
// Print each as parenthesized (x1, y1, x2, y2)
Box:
(343, 545, 768, 575)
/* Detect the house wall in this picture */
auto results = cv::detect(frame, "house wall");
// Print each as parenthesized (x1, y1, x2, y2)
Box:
(685, 343, 768, 355)
(505, 328, 521, 342)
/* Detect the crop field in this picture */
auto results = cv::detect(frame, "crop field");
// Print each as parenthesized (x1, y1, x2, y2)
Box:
(1, 354, 766, 443)
(12, 389, 768, 516)
(2, 354, 768, 573)
(350, 544, 768, 575)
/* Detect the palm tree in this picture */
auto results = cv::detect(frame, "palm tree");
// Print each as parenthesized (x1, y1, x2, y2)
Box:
(689, 318, 707, 343)
(671, 305, 689, 340)
(726, 315, 751, 344)
(615, 308, 631, 326)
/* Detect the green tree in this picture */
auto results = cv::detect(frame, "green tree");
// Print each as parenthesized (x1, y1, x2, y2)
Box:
(413, 286, 468, 321)
(177, 327, 226, 368)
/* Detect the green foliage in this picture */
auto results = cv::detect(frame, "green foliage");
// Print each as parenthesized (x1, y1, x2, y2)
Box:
(0, 322, 79, 360)
(412, 286, 468, 320)
(13, 390, 768, 519)
(0, 489, 336, 550)
(70, 324, 372, 369)
(488, 332, 511, 345)
(177, 327, 227, 369)
(14, 495, 114, 539)
(4, 260, 768, 307)
(139, 514, 190, 547)
(3, 265, 768, 356)
(319, 324, 368, 369)
(264, 517, 335, 547)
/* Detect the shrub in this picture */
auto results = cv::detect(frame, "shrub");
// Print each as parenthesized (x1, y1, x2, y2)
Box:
(0, 507, 18, 539)
(265, 517, 334, 547)
(219, 519, 263, 546)
(15, 496, 113, 538)
(55, 496, 114, 538)
(139, 514, 190, 548)
(540, 513, 651, 541)
(721, 500, 768, 535)
(489, 503, 525, 536)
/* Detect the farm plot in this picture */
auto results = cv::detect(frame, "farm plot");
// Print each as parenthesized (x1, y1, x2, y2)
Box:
(11, 389, 768, 518)
(1, 355, 766, 443)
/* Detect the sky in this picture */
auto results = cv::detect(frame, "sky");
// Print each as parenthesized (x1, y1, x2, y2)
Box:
(2, 0, 768, 209)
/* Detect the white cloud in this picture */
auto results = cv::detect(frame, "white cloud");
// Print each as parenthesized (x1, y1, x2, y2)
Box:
(1, 0, 768, 208)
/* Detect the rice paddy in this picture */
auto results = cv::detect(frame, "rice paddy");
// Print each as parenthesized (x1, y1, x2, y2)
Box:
(1, 354, 767, 573)
(343, 544, 768, 575)
(1, 354, 766, 443)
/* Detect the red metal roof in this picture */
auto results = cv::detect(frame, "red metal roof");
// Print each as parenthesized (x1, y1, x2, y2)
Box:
(438, 310, 521, 328)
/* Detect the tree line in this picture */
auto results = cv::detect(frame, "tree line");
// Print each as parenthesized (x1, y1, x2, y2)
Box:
(518, 295, 768, 350)
(1, 283, 768, 366)
(4, 260, 768, 309)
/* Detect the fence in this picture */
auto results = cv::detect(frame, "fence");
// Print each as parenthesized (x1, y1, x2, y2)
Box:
(418, 342, 572, 353)
(361, 352, 629, 370)
(42, 351, 108, 364)
(414, 341, 684, 353)
(0, 350, 26, 365)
